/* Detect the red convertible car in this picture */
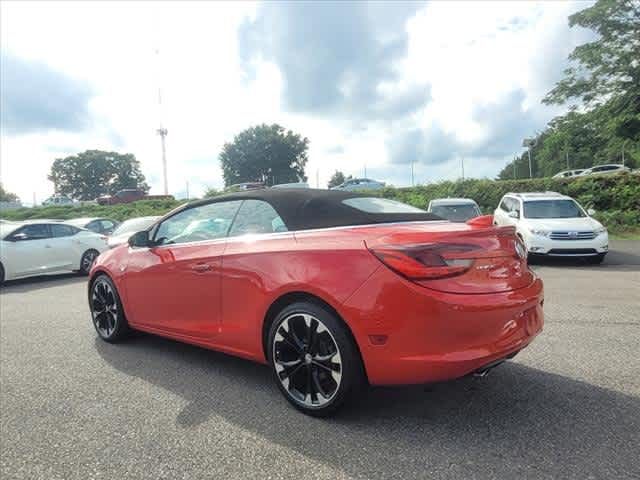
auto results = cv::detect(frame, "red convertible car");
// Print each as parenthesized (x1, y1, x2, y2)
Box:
(89, 189, 543, 416)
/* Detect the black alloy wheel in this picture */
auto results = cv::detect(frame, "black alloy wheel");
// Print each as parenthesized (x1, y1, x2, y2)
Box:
(268, 301, 364, 416)
(90, 275, 130, 342)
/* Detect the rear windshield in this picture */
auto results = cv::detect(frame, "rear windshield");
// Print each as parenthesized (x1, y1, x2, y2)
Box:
(342, 197, 426, 214)
(430, 204, 480, 222)
(523, 200, 585, 219)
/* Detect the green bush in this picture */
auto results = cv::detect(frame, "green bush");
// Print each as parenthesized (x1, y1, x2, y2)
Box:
(0, 199, 184, 223)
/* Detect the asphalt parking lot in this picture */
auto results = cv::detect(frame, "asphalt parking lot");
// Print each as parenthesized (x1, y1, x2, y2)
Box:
(1, 241, 639, 480)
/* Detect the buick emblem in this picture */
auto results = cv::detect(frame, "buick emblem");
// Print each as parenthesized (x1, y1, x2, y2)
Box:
(568, 231, 578, 238)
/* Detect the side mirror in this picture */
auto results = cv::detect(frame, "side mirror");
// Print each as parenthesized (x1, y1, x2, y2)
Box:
(587, 208, 596, 216)
(128, 231, 150, 248)
(508, 210, 520, 219)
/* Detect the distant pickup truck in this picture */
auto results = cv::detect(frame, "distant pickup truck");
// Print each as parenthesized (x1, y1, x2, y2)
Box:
(96, 189, 174, 205)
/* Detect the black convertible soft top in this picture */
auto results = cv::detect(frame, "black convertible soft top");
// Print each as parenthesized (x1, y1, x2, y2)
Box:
(185, 188, 441, 231)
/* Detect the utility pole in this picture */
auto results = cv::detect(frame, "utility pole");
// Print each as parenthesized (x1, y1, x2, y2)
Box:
(522, 138, 536, 178)
(461, 156, 465, 181)
(364, 163, 367, 178)
(157, 127, 168, 194)
(566, 150, 569, 169)
(155, 48, 169, 195)
(622, 141, 626, 167)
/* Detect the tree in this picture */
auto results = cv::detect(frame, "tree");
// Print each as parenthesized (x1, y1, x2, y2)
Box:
(0, 184, 20, 203)
(327, 170, 352, 188)
(48, 150, 149, 200)
(220, 124, 309, 187)
(544, 0, 639, 109)
(499, 0, 640, 178)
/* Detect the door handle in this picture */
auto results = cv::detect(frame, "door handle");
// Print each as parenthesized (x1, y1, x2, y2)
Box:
(191, 263, 212, 273)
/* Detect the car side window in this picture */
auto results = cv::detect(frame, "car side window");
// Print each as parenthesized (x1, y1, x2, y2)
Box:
(10, 224, 51, 240)
(51, 224, 78, 237)
(154, 200, 243, 245)
(499, 198, 508, 211)
(101, 220, 115, 231)
(228, 200, 287, 237)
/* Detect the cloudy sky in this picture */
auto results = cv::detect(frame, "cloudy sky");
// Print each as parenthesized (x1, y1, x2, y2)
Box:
(0, 0, 592, 203)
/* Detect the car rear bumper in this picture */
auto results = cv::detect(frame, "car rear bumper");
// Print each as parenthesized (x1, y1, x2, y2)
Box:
(341, 266, 544, 385)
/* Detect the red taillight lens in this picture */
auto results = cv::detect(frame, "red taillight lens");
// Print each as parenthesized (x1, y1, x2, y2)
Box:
(368, 243, 476, 280)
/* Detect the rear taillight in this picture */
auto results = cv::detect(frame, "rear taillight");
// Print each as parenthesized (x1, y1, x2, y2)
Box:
(368, 243, 477, 280)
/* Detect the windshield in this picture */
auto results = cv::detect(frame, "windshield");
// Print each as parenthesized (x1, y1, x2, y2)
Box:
(111, 217, 159, 236)
(430, 204, 480, 222)
(523, 200, 586, 219)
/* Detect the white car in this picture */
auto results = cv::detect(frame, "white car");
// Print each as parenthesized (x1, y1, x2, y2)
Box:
(578, 164, 631, 176)
(331, 178, 386, 191)
(427, 198, 482, 222)
(42, 195, 74, 206)
(493, 192, 608, 263)
(552, 169, 585, 179)
(107, 216, 160, 249)
(0, 221, 108, 284)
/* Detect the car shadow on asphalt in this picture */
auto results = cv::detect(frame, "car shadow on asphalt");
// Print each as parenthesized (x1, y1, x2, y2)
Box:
(0, 273, 86, 294)
(94, 334, 639, 479)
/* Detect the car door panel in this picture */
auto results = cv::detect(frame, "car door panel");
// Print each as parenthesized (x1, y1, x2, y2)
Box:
(124, 241, 226, 337)
(123, 200, 243, 337)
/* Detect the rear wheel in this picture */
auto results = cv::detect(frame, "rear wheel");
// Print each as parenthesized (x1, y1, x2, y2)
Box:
(89, 274, 130, 343)
(267, 301, 365, 417)
(79, 249, 99, 275)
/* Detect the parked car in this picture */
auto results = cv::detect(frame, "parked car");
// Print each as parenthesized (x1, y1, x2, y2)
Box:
(578, 164, 631, 176)
(107, 216, 161, 249)
(271, 182, 309, 189)
(331, 178, 386, 191)
(493, 191, 608, 263)
(66, 217, 119, 235)
(552, 169, 585, 179)
(0, 221, 108, 283)
(229, 182, 265, 191)
(427, 198, 482, 222)
(96, 189, 174, 205)
(42, 195, 74, 206)
(89, 189, 543, 416)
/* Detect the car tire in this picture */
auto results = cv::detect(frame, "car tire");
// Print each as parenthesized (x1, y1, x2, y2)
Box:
(79, 249, 100, 275)
(267, 301, 365, 417)
(89, 274, 131, 343)
(587, 253, 606, 265)
(0, 262, 5, 286)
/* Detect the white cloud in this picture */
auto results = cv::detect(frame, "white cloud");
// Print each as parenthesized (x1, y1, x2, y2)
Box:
(0, 1, 592, 203)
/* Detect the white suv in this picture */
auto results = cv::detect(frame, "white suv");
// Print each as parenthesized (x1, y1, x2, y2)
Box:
(493, 192, 608, 263)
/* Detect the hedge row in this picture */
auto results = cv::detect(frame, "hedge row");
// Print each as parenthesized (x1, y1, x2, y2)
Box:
(2, 173, 638, 233)
(378, 173, 640, 214)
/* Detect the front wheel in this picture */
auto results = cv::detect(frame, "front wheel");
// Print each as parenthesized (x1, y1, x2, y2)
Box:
(89, 274, 130, 343)
(267, 301, 365, 417)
